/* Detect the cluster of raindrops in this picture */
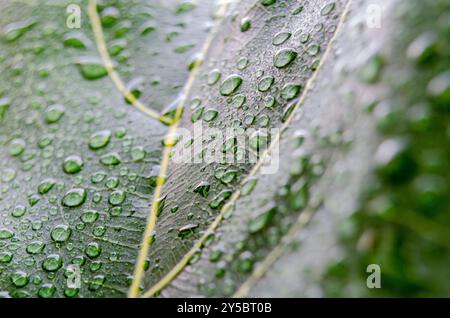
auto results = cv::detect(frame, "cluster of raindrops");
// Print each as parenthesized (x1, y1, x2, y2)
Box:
(0, 0, 180, 297)
(163, 0, 342, 253)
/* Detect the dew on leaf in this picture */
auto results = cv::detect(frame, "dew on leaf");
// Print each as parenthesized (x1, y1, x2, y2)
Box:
(85, 242, 102, 259)
(45, 104, 65, 123)
(100, 152, 121, 166)
(26, 241, 45, 254)
(89, 130, 111, 150)
(258, 76, 274, 92)
(77, 57, 108, 80)
(101, 7, 120, 27)
(273, 48, 297, 68)
(219, 74, 243, 96)
(207, 69, 221, 85)
(0, 97, 10, 119)
(51, 225, 72, 243)
(248, 208, 275, 234)
(62, 188, 87, 207)
(108, 190, 126, 206)
(306, 43, 320, 56)
(194, 181, 210, 198)
(11, 205, 26, 218)
(360, 54, 385, 84)
(11, 271, 29, 288)
(272, 32, 291, 45)
(63, 155, 84, 174)
(0, 251, 13, 264)
(209, 190, 232, 209)
(280, 83, 302, 100)
(9, 138, 26, 157)
(0, 228, 14, 240)
(38, 284, 56, 298)
(321, 2, 336, 16)
(203, 109, 219, 122)
(63, 31, 90, 49)
(38, 178, 56, 195)
(3, 18, 36, 42)
(42, 254, 63, 272)
(89, 275, 106, 291)
(191, 106, 204, 123)
(240, 17, 251, 32)
(261, 0, 276, 6)
(175, 2, 196, 14)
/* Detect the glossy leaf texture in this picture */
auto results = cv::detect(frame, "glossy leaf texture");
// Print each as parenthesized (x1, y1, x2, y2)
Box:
(0, 0, 216, 298)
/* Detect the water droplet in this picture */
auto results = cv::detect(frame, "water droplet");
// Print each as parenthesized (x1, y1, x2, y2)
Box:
(62, 188, 87, 207)
(88, 275, 105, 291)
(51, 225, 72, 243)
(89, 130, 111, 150)
(175, 2, 196, 14)
(360, 54, 385, 84)
(0, 251, 13, 264)
(0, 97, 10, 119)
(38, 284, 56, 298)
(178, 224, 199, 239)
(11, 271, 29, 288)
(38, 178, 56, 195)
(219, 74, 243, 96)
(306, 43, 320, 56)
(77, 57, 108, 80)
(235, 58, 248, 71)
(240, 17, 251, 32)
(272, 32, 291, 45)
(9, 138, 26, 156)
(85, 242, 102, 258)
(63, 31, 90, 49)
(248, 208, 275, 233)
(209, 190, 232, 209)
(221, 170, 237, 184)
(258, 76, 274, 92)
(108, 190, 126, 206)
(191, 107, 204, 123)
(45, 104, 65, 123)
(26, 241, 45, 254)
(128, 146, 145, 162)
(101, 7, 120, 27)
(321, 2, 336, 16)
(63, 155, 84, 174)
(12, 205, 26, 218)
(207, 69, 221, 85)
(203, 109, 219, 122)
(299, 33, 310, 43)
(193, 181, 210, 197)
(280, 83, 302, 100)
(100, 152, 121, 166)
(64, 287, 79, 298)
(3, 18, 36, 42)
(80, 210, 99, 224)
(427, 71, 450, 111)
(261, 0, 276, 6)
(273, 48, 297, 68)
(42, 254, 63, 272)
(0, 228, 14, 240)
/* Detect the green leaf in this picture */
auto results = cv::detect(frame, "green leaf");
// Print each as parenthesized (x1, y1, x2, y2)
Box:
(1, 0, 449, 299)
(0, 0, 215, 298)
